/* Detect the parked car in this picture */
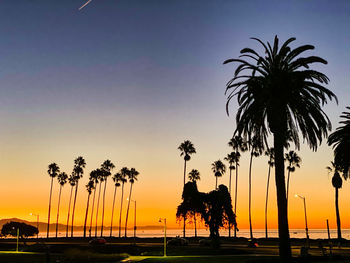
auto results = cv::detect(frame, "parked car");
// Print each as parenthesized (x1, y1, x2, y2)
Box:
(167, 237, 188, 246)
(89, 238, 107, 245)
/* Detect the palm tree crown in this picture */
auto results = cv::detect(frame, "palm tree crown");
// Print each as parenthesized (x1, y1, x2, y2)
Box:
(128, 168, 139, 183)
(188, 169, 200, 182)
(224, 152, 239, 170)
(48, 163, 60, 178)
(57, 172, 68, 186)
(178, 140, 196, 161)
(285, 150, 301, 172)
(224, 35, 337, 260)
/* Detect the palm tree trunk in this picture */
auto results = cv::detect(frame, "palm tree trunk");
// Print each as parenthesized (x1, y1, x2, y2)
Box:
(119, 183, 125, 238)
(265, 161, 271, 239)
(83, 193, 91, 238)
(71, 181, 79, 237)
(183, 159, 187, 238)
(286, 168, 291, 204)
(274, 132, 291, 261)
(215, 176, 218, 190)
(55, 185, 63, 238)
(193, 211, 197, 238)
(95, 181, 102, 237)
(229, 167, 232, 237)
(47, 177, 54, 238)
(110, 185, 117, 237)
(89, 184, 97, 238)
(125, 183, 133, 237)
(66, 185, 73, 237)
(335, 187, 342, 241)
(101, 179, 108, 237)
(248, 152, 253, 240)
(234, 156, 239, 238)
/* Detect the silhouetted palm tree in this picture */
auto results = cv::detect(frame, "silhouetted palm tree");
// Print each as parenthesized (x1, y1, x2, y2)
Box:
(110, 172, 122, 237)
(224, 36, 336, 260)
(328, 107, 350, 179)
(125, 168, 139, 237)
(56, 172, 68, 238)
(95, 168, 104, 237)
(83, 179, 95, 238)
(327, 162, 343, 241)
(247, 136, 263, 240)
(118, 167, 129, 237)
(66, 173, 76, 237)
(285, 150, 301, 203)
(100, 160, 115, 237)
(212, 160, 226, 190)
(47, 163, 60, 238)
(188, 169, 200, 237)
(264, 148, 274, 238)
(88, 169, 99, 237)
(71, 156, 86, 237)
(228, 136, 247, 238)
(224, 152, 236, 237)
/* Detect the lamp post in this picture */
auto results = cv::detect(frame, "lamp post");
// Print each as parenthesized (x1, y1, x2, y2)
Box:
(30, 213, 39, 240)
(159, 218, 167, 257)
(295, 194, 309, 247)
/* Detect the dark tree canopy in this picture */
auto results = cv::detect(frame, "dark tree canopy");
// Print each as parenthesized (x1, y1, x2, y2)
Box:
(1, 221, 38, 238)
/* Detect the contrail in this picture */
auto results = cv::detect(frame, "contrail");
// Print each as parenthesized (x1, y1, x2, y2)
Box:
(79, 0, 92, 10)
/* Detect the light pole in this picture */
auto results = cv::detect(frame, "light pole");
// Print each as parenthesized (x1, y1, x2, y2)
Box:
(159, 218, 167, 257)
(30, 213, 39, 240)
(295, 194, 309, 247)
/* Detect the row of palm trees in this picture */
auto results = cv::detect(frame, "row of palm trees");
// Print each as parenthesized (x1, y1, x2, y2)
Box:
(46, 157, 139, 238)
(178, 139, 302, 239)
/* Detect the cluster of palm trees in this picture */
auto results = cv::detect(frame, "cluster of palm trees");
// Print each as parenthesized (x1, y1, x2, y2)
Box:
(46, 156, 139, 238)
(178, 139, 302, 240)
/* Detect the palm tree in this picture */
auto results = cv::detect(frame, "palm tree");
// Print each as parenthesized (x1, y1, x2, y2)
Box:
(285, 150, 301, 203)
(66, 173, 76, 237)
(88, 169, 99, 237)
(100, 160, 115, 237)
(71, 156, 86, 237)
(326, 162, 343, 241)
(110, 173, 122, 237)
(224, 36, 337, 260)
(95, 168, 104, 237)
(118, 167, 129, 237)
(178, 140, 196, 238)
(47, 163, 60, 238)
(125, 168, 139, 237)
(224, 152, 236, 238)
(247, 136, 263, 240)
(228, 136, 247, 238)
(264, 148, 274, 239)
(83, 179, 95, 238)
(188, 169, 200, 237)
(55, 172, 68, 238)
(211, 160, 226, 190)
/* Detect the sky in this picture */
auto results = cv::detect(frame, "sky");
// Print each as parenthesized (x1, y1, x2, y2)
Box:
(1, 0, 350, 234)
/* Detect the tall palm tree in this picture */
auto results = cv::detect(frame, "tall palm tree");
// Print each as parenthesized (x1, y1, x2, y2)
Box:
(66, 173, 76, 237)
(224, 36, 337, 260)
(228, 136, 247, 238)
(247, 136, 263, 240)
(211, 160, 226, 190)
(125, 168, 139, 237)
(47, 163, 60, 238)
(95, 168, 104, 237)
(100, 160, 115, 237)
(83, 179, 95, 238)
(56, 172, 68, 238)
(224, 152, 236, 238)
(326, 162, 343, 241)
(178, 140, 196, 238)
(89, 169, 99, 237)
(110, 173, 122, 237)
(71, 156, 86, 237)
(188, 169, 200, 237)
(118, 167, 129, 237)
(285, 150, 301, 203)
(264, 148, 274, 239)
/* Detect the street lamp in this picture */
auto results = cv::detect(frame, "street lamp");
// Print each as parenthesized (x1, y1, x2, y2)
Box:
(159, 218, 167, 257)
(30, 213, 39, 240)
(295, 194, 309, 247)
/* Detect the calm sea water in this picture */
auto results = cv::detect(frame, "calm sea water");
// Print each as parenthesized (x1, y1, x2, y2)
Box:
(43, 229, 350, 239)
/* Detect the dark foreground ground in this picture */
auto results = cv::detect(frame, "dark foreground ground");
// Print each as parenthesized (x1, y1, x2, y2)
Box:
(0, 236, 349, 262)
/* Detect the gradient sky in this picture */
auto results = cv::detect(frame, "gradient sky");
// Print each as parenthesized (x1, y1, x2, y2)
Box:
(1, 0, 350, 233)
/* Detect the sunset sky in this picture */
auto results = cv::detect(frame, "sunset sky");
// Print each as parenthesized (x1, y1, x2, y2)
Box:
(1, 0, 350, 234)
